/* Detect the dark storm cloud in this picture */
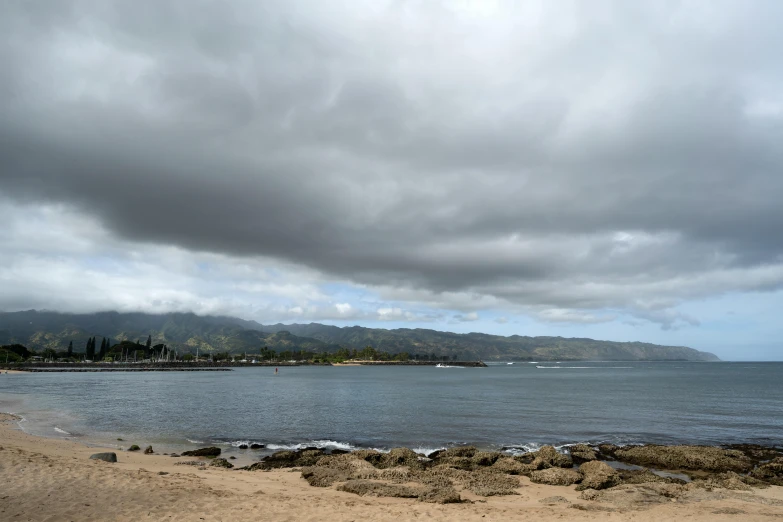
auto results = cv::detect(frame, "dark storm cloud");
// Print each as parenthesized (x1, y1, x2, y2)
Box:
(2, 0, 783, 323)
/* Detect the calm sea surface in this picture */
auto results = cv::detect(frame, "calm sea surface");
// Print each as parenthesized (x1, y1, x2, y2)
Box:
(1, 362, 781, 457)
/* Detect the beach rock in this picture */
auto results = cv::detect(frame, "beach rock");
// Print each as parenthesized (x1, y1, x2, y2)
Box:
(576, 461, 620, 491)
(596, 444, 619, 460)
(256, 449, 325, 469)
(436, 456, 475, 471)
(463, 470, 520, 496)
(181, 447, 221, 458)
(144, 446, 154, 454)
(380, 466, 416, 483)
(330, 449, 350, 455)
(539, 495, 571, 505)
(438, 446, 478, 459)
(424, 466, 519, 496)
(472, 451, 502, 467)
(418, 487, 462, 504)
(127, 445, 141, 452)
(210, 458, 234, 469)
(569, 444, 597, 465)
(250, 444, 264, 449)
(238, 444, 248, 449)
(617, 468, 686, 485)
(89, 452, 118, 463)
(314, 454, 378, 478)
(170, 453, 180, 458)
(378, 448, 426, 470)
(490, 457, 528, 475)
(579, 483, 686, 509)
(614, 445, 753, 473)
(530, 468, 582, 486)
(301, 466, 351, 487)
(749, 457, 783, 486)
(337, 480, 424, 498)
(688, 471, 763, 491)
(725, 444, 782, 462)
(533, 446, 573, 469)
(257, 450, 296, 467)
(229, 456, 236, 460)
(297, 449, 327, 466)
(352, 449, 384, 466)
(512, 452, 536, 465)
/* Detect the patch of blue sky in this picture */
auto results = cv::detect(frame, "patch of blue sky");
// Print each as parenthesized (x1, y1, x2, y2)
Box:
(81, 256, 126, 274)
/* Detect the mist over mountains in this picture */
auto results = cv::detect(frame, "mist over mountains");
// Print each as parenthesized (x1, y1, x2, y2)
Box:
(0, 310, 719, 362)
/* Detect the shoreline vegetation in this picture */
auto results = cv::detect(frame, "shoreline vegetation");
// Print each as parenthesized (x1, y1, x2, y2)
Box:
(1, 360, 489, 372)
(1, 413, 781, 520)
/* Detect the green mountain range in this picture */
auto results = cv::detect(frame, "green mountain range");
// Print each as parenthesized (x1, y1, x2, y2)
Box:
(0, 310, 720, 361)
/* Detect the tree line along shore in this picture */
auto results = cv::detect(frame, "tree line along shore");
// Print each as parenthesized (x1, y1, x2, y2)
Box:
(0, 341, 483, 366)
(1, 361, 488, 372)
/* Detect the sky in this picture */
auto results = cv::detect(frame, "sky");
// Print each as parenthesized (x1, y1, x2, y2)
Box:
(1, 1, 782, 361)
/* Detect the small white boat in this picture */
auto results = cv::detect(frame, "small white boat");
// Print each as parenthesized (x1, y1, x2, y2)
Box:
(507, 362, 514, 365)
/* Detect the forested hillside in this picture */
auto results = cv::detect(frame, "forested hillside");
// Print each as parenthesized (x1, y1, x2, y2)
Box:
(0, 310, 720, 361)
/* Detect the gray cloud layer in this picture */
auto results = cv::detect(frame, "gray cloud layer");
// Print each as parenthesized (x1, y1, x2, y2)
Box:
(2, 0, 783, 326)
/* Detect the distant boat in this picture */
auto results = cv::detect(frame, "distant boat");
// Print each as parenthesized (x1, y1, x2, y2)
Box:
(507, 362, 514, 365)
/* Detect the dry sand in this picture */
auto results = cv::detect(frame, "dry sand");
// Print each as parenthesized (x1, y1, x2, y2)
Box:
(1, 413, 782, 521)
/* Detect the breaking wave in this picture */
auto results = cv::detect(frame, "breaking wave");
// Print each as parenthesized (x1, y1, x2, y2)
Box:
(264, 440, 357, 451)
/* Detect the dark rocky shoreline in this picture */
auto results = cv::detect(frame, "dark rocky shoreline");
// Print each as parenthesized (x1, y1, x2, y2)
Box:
(198, 442, 783, 505)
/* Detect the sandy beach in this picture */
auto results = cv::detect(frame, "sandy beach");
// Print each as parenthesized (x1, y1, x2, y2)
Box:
(1, 413, 781, 521)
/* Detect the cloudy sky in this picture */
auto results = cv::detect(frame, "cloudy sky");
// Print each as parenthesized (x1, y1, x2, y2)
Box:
(1, 1, 782, 360)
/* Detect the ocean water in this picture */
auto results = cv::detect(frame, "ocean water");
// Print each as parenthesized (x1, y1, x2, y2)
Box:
(0, 362, 781, 457)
